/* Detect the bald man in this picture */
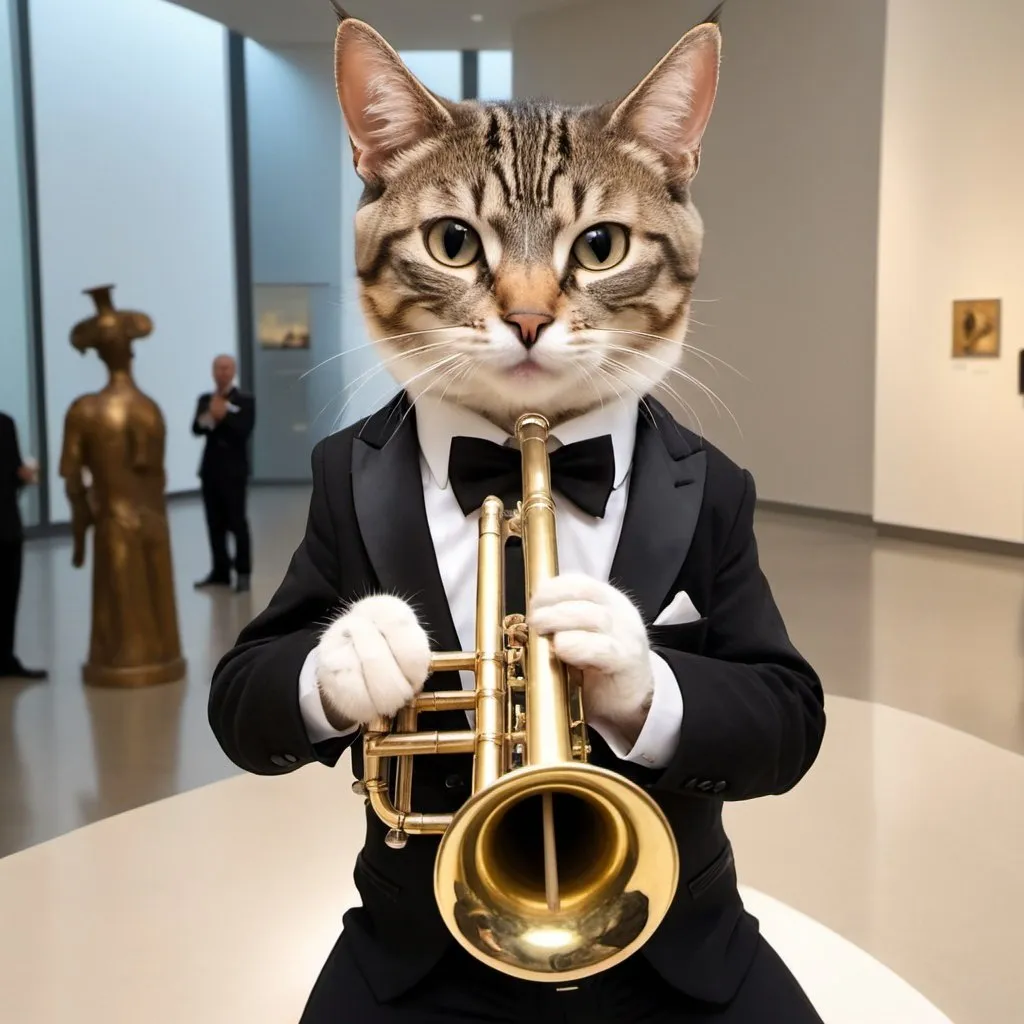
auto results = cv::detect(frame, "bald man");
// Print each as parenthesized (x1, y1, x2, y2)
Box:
(192, 355, 255, 593)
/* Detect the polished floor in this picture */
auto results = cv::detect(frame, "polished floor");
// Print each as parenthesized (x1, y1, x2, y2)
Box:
(2, 489, 1023, 1023)
(0, 711, 964, 1024)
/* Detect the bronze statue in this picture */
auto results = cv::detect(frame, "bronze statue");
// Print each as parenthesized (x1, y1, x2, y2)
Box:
(60, 286, 186, 687)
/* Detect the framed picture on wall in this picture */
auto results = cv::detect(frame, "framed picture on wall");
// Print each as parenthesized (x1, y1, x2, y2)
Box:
(952, 298, 1001, 358)
(254, 285, 312, 350)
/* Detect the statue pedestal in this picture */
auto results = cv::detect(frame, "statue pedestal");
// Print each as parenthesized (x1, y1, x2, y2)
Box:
(83, 658, 187, 689)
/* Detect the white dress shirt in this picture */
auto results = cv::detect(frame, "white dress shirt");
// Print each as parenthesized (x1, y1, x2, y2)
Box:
(298, 396, 684, 768)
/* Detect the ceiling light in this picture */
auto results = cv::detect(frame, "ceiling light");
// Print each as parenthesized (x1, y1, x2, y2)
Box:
(471, 13, 484, 22)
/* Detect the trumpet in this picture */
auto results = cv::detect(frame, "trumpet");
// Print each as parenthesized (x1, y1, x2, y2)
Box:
(358, 413, 679, 982)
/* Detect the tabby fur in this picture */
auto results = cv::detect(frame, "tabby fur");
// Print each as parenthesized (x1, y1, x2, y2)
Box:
(334, 12, 722, 432)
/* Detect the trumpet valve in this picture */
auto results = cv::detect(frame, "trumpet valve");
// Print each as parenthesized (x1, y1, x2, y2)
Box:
(504, 615, 528, 651)
(351, 780, 368, 797)
(385, 828, 409, 850)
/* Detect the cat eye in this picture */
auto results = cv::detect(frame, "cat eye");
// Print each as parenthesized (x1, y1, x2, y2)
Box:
(572, 223, 630, 271)
(425, 219, 482, 268)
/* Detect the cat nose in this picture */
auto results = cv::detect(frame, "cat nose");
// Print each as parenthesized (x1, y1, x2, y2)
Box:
(503, 311, 554, 350)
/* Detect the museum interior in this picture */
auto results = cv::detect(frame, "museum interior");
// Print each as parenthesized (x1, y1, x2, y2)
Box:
(1, 1, 1022, 1022)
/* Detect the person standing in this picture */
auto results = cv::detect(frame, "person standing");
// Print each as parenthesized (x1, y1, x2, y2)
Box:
(0, 412, 46, 680)
(192, 355, 255, 594)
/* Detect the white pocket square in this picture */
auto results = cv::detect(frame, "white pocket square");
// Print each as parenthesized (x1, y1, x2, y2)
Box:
(654, 591, 702, 627)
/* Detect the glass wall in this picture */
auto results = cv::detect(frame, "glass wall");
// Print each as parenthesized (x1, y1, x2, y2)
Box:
(478, 51, 513, 101)
(400, 51, 463, 100)
(0, 0, 39, 526)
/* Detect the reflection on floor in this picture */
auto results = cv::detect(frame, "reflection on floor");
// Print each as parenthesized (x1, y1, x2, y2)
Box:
(1, 488, 1022, 1023)
(1, 488, 308, 856)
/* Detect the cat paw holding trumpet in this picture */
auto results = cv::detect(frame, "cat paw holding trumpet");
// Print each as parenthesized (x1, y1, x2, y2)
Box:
(210, 6, 826, 1023)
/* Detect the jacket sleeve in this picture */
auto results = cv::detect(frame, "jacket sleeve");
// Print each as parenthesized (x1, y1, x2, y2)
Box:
(219, 394, 255, 441)
(2, 416, 24, 491)
(192, 395, 211, 436)
(208, 439, 355, 775)
(653, 471, 826, 801)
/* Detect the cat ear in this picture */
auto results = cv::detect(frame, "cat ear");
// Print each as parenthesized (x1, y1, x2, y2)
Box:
(605, 22, 721, 179)
(334, 18, 453, 181)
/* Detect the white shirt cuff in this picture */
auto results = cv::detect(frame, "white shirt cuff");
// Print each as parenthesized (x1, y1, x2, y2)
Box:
(590, 653, 683, 768)
(298, 647, 360, 745)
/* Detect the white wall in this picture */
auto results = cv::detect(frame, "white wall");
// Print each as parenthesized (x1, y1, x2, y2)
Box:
(874, 0, 1024, 543)
(513, 0, 887, 515)
(30, 0, 236, 515)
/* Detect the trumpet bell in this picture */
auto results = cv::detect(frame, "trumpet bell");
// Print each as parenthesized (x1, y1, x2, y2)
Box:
(434, 762, 679, 983)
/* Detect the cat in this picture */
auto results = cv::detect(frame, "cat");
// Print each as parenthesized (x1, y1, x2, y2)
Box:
(314, 11, 721, 734)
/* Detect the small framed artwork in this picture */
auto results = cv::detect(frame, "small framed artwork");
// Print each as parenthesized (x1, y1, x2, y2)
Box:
(952, 298, 1001, 358)
(255, 284, 312, 350)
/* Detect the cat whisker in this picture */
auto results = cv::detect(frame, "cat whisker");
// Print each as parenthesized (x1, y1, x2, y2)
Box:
(313, 342, 457, 431)
(394, 356, 475, 438)
(599, 328, 747, 380)
(603, 348, 738, 439)
(300, 328, 460, 382)
(373, 354, 465, 439)
(313, 361, 391, 432)
(598, 344, 740, 432)
(570, 359, 608, 415)
(661, 364, 741, 435)
(648, 377, 708, 439)
(436, 356, 474, 405)
(326, 362, 397, 434)
(600, 357, 706, 439)
(342, 353, 463, 437)
(592, 361, 661, 433)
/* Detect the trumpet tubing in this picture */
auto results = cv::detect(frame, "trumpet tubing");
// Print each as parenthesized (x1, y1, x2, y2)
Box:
(359, 413, 680, 981)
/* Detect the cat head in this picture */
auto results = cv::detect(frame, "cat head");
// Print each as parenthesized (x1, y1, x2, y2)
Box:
(334, 13, 721, 430)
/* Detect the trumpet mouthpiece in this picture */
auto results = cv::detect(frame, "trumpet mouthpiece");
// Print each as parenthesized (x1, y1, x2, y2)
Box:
(515, 413, 550, 442)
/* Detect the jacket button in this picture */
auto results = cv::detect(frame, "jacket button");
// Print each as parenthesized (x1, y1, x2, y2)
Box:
(445, 774, 465, 790)
(684, 778, 699, 790)
(697, 780, 715, 792)
(270, 754, 297, 768)
(713, 781, 727, 794)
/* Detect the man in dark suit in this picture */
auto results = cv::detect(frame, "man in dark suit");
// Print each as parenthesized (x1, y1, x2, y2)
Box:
(0, 412, 46, 680)
(192, 355, 255, 594)
(209, 393, 826, 1023)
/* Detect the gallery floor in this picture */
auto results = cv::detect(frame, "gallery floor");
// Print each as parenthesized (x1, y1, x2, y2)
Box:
(1, 489, 1023, 1023)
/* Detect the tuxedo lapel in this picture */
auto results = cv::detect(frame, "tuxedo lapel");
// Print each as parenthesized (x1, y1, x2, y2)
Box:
(351, 395, 463, 680)
(609, 401, 707, 625)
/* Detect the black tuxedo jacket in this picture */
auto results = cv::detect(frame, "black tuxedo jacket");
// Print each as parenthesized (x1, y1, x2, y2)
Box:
(192, 388, 255, 480)
(209, 395, 825, 1006)
(0, 413, 25, 544)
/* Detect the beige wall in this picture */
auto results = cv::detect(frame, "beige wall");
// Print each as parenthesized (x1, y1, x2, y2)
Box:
(874, 0, 1024, 543)
(513, 0, 887, 515)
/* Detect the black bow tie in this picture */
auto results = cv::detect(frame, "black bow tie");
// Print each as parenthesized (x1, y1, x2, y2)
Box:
(447, 434, 616, 519)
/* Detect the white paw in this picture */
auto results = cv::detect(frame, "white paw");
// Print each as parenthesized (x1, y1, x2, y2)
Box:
(529, 573, 645, 672)
(528, 573, 652, 723)
(315, 595, 431, 726)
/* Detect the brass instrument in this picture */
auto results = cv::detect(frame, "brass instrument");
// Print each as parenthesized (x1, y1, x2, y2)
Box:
(358, 414, 679, 982)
